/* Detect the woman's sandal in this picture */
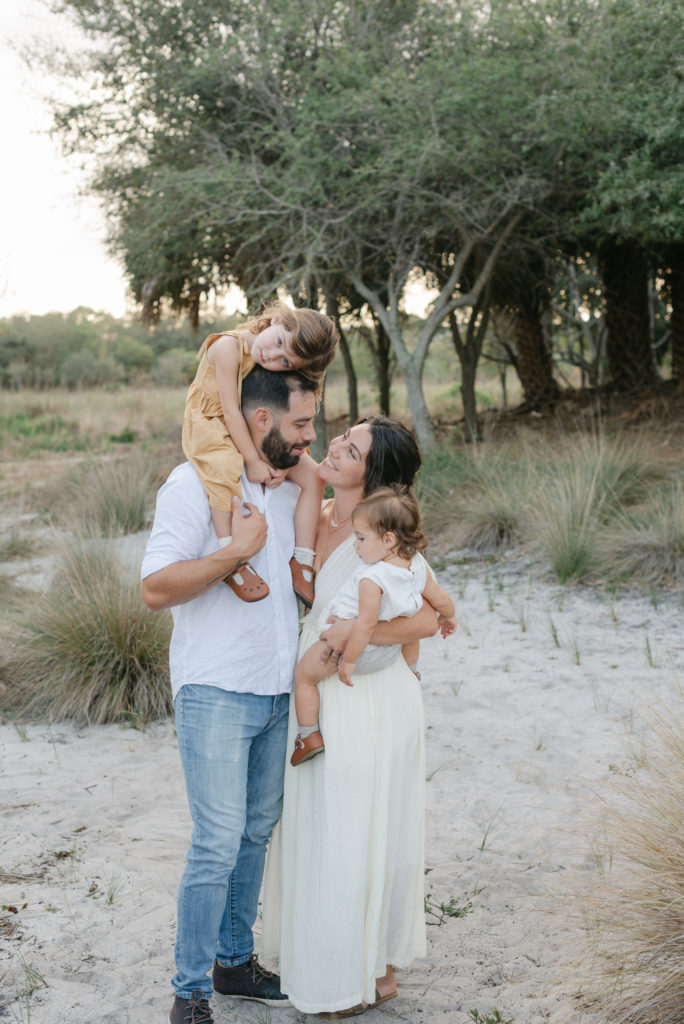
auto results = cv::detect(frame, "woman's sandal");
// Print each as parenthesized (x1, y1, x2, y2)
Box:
(224, 562, 270, 602)
(316, 989, 397, 1018)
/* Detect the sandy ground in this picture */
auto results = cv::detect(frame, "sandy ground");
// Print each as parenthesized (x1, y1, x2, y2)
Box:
(2, 549, 683, 1024)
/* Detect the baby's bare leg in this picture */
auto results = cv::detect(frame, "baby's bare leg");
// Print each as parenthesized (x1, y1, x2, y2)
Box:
(402, 639, 419, 667)
(210, 506, 233, 541)
(294, 641, 337, 726)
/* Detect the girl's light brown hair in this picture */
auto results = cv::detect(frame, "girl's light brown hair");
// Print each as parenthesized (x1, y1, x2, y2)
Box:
(352, 484, 428, 560)
(245, 301, 339, 384)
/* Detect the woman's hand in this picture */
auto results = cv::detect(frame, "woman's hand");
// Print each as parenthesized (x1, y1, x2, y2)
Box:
(318, 616, 353, 665)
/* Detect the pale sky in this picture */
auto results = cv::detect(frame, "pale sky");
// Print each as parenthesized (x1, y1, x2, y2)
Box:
(0, 1, 433, 323)
(0, 0, 136, 318)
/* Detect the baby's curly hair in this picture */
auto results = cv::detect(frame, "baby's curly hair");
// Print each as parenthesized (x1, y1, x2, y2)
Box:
(245, 300, 339, 384)
(352, 484, 427, 560)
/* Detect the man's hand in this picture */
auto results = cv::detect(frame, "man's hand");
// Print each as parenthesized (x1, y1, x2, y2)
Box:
(230, 497, 267, 564)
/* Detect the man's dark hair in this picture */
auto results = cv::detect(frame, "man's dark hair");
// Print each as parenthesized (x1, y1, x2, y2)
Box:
(241, 364, 318, 416)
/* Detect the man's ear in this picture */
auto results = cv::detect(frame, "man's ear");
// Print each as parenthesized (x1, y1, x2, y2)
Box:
(251, 406, 273, 432)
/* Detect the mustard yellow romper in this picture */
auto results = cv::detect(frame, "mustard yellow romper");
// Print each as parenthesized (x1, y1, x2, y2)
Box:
(181, 332, 255, 512)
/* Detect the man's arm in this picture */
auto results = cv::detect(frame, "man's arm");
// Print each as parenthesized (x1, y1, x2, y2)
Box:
(142, 496, 267, 611)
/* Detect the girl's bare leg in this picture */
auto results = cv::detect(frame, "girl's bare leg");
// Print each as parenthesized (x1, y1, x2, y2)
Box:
(402, 639, 420, 667)
(210, 506, 233, 541)
(294, 642, 334, 726)
(288, 455, 325, 606)
(211, 504, 269, 601)
(288, 454, 325, 550)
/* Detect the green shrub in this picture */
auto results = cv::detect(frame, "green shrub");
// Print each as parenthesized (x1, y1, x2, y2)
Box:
(2, 536, 172, 725)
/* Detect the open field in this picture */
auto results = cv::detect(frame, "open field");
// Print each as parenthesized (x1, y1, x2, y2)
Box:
(2, 386, 684, 1022)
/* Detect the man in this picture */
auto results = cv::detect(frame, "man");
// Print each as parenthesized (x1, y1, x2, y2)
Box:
(141, 366, 318, 1024)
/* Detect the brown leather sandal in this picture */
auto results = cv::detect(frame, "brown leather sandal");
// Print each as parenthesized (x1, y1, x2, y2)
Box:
(224, 562, 269, 602)
(291, 730, 325, 766)
(289, 555, 315, 608)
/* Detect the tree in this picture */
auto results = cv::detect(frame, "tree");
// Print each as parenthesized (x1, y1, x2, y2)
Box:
(41, 0, 549, 448)
(541, 0, 684, 391)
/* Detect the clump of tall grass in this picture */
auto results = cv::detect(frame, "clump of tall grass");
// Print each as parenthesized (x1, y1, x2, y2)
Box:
(416, 447, 477, 533)
(450, 450, 530, 551)
(2, 534, 172, 725)
(599, 481, 684, 585)
(575, 698, 684, 1023)
(525, 434, 664, 584)
(57, 454, 162, 536)
(418, 443, 530, 551)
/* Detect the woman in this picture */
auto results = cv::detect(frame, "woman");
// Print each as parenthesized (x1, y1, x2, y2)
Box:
(262, 416, 437, 1017)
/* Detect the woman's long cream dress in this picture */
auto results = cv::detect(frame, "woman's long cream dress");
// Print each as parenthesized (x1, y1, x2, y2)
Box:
(262, 536, 426, 1014)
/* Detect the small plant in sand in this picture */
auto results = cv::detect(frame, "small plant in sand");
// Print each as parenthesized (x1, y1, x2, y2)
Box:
(424, 892, 473, 924)
(573, 695, 684, 1023)
(55, 454, 162, 537)
(105, 870, 124, 907)
(1, 533, 172, 725)
(468, 1010, 514, 1024)
(569, 633, 582, 666)
(0, 529, 37, 562)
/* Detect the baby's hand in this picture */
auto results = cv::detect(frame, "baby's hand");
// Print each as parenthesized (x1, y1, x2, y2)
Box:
(338, 660, 355, 687)
(438, 614, 458, 639)
(245, 457, 276, 484)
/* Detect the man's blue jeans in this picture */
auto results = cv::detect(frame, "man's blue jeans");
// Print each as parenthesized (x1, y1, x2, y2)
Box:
(172, 685, 290, 999)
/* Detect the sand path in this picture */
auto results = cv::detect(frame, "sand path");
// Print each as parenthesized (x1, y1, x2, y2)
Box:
(2, 556, 681, 1023)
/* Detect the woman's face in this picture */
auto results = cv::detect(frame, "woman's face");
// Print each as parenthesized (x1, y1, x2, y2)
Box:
(319, 424, 372, 491)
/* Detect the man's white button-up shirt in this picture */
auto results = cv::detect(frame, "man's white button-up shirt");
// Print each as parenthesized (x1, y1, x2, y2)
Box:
(141, 462, 300, 701)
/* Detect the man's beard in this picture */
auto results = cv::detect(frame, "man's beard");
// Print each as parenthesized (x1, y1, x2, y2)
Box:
(261, 424, 301, 470)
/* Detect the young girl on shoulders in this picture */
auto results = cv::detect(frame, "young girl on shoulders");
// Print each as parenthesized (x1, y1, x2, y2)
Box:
(290, 484, 457, 765)
(182, 301, 338, 604)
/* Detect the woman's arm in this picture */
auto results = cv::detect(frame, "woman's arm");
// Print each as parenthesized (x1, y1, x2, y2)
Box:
(213, 335, 274, 483)
(319, 599, 439, 664)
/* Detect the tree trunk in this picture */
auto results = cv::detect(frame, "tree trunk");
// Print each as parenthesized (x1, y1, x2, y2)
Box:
(598, 239, 655, 392)
(512, 301, 559, 407)
(668, 243, 684, 382)
(325, 291, 358, 424)
(397, 353, 436, 452)
(370, 313, 393, 415)
(311, 386, 327, 462)
(448, 302, 489, 443)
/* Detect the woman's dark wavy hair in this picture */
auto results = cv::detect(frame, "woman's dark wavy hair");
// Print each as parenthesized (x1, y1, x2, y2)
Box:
(359, 415, 422, 496)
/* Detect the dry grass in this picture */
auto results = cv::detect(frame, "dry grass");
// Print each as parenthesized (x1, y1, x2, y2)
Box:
(574, 695, 684, 1023)
(54, 453, 165, 536)
(1, 533, 172, 725)
(599, 482, 684, 585)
